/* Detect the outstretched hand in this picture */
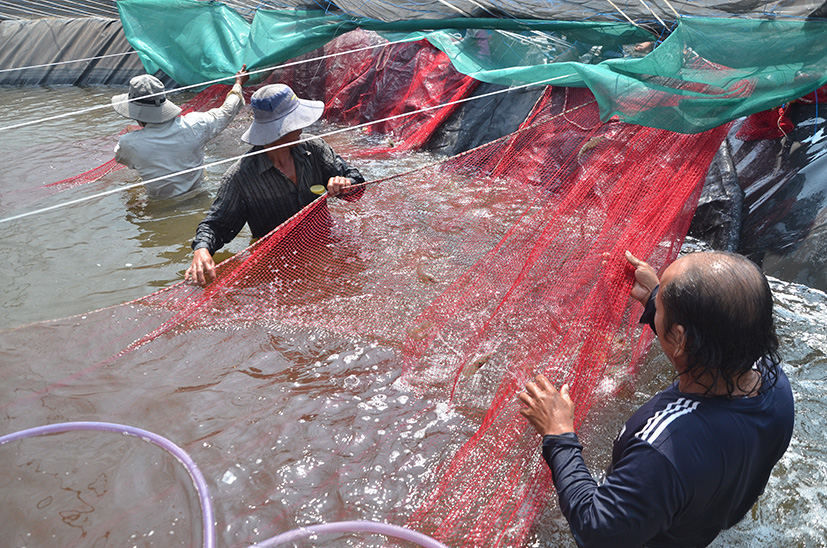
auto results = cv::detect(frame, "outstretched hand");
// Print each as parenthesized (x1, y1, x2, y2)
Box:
(234, 64, 250, 87)
(519, 374, 575, 437)
(625, 250, 660, 304)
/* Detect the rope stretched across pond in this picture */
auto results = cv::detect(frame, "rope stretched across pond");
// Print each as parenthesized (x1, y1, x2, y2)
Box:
(0, 36, 418, 134)
(0, 73, 573, 225)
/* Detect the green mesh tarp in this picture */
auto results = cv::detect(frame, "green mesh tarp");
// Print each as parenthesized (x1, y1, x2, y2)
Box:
(118, 0, 827, 133)
(426, 18, 827, 133)
(119, 0, 250, 83)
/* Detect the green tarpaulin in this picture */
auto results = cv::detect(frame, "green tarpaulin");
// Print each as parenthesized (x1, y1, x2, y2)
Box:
(118, 0, 827, 133)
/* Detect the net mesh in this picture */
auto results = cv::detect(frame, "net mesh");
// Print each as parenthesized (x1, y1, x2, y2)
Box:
(735, 106, 794, 141)
(736, 84, 827, 141)
(395, 88, 729, 545)
(798, 84, 827, 105)
(2, 28, 734, 548)
(5, 91, 726, 547)
(267, 33, 480, 154)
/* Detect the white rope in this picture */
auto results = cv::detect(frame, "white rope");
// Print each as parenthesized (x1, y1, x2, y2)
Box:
(72, 0, 120, 13)
(0, 51, 137, 74)
(0, 0, 66, 18)
(498, 29, 573, 54)
(528, 30, 579, 52)
(460, 0, 497, 17)
(43, 0, 117, 17)
(604, 0, 642, 28)
(5, 0, 103, 18)
(221, 0, 259, 7)
(221, 0, 262, 14)
(0, 72, 575, 225)
(432, 0, 473, 17)
(210, 0, 249, 17)
(638, 0, 668, 30)
(19, 0, 119, 14)
(659, 0, 682, 19)
(0, 35, 419, 134)
(0, 0, 59, 19)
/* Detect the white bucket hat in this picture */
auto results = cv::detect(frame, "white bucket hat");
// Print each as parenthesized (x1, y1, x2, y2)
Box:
(111, 74, 181, 124)
(241, 84, 324, 145)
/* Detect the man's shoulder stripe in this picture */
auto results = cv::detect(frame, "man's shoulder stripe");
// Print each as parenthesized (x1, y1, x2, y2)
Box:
(635, 397, 700, 445)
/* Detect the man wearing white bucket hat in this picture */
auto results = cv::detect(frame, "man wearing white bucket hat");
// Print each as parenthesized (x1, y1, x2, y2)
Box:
(185, 83, 365, 285)
(111, 67, 249, 199)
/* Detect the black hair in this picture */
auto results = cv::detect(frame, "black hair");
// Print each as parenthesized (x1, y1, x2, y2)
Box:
(659, 252, 780, 398)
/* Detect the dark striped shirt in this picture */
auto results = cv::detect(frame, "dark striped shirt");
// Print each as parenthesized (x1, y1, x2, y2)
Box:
(192, 138, 364, 254)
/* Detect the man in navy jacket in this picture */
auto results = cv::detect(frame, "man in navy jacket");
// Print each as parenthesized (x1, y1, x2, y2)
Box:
(520, 250, 794, 547)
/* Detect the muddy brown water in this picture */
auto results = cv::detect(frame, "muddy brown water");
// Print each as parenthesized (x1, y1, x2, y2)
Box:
(0, 86, 825, 547)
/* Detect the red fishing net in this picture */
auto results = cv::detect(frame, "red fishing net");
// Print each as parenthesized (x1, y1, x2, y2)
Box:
(797, 83, 827, 105)
(735, 106, 794, 141)
(736, 83, 827, 142)
(397, 88, 729, 546)
(268, 32, 480, 154)
(1, 33, 731, 548)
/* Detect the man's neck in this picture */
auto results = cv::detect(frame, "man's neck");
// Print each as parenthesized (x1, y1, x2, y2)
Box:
(678, 368, 762, 398)
(266, 147, 292, 168)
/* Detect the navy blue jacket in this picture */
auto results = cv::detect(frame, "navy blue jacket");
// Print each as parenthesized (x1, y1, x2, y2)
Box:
(543, 367, 794, 547)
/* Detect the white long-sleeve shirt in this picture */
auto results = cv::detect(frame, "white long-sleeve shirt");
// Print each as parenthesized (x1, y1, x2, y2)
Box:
(114, 84, 244, 198)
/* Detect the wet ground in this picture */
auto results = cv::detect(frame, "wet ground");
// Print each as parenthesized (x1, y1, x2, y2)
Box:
(0, 86, 825, 547)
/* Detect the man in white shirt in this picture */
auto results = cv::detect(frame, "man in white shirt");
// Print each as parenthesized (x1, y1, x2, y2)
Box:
(111, 67, 249, 198)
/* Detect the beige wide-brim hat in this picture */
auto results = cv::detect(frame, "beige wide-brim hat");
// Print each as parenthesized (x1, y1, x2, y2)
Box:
(241, 84, 323, 146)
(111, 74, 181, 124)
